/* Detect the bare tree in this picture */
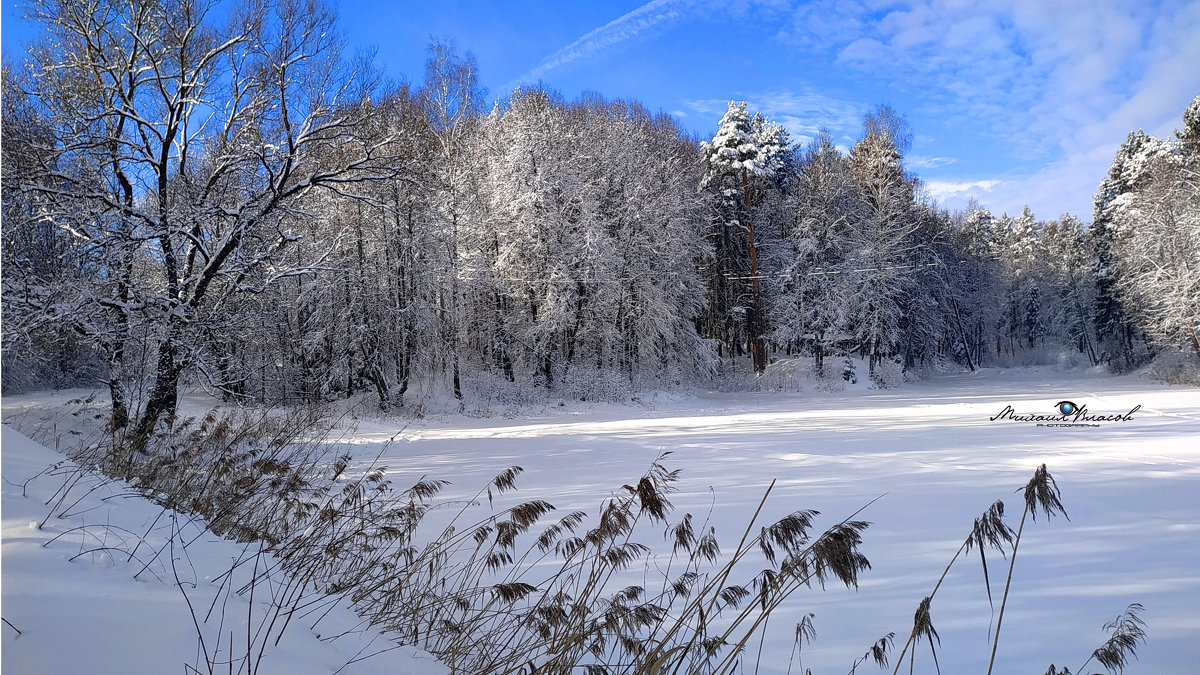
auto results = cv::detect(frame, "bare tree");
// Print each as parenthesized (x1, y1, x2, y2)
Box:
(1109, 136, 1200, 361)
(847, 127, 920, 373)
(8, 0, 393, 446)
(420, 41, 485, 400)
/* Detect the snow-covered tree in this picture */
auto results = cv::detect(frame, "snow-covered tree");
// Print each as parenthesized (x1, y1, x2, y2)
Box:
(1098, 103, 1200, 363)
(470, 88, 713, 390)
(700, 101, 792, 373)
(846, 124, 920, 373)
(935, 209, 1004, 369)
(773, 131, 858, 374)
(4, 0, 395, 444)
(1042, 214, 1099, 364)
(422, 41, 486, 400)
(1012, 206, 1045, 350)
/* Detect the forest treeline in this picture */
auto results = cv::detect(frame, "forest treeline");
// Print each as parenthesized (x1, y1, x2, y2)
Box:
(2, 1, 1197, 442)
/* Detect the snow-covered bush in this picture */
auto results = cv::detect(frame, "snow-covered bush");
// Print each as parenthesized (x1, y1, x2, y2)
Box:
(842, 356, 858, 384)
(1143, 351, 1200, 385)
(755, 356, 819, 392)
(1055, 345, 1095, 370)
(870, 358, 904, 389)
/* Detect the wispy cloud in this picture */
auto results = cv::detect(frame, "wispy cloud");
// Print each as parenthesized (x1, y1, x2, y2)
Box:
(506, 0, 690, 92)
(907, 154, 956, 169)
(778, 0, 1200, 218)
(923, 179, 1001, 202)
(684, 89, 865, 145)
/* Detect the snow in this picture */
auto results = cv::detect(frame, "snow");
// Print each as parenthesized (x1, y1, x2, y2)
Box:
(333, 366, 1200, 673)
(4, 366, 1199, 673)
(0, 425, 447, 675)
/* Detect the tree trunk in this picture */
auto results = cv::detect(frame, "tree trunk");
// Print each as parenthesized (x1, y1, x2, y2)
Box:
(951, 299, 976, 371)
(741, 169, 767, 374)
(368, 362, 391, 412)
(108, 375, 130, 432)
(494, 292, 515, 382)
(130, 335, 183, 452)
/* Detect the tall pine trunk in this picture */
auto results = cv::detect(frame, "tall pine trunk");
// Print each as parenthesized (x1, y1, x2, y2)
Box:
(741, 169, 767, 374)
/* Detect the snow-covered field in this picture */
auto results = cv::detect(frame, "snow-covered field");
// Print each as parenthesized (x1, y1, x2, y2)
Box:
(335, 367, 1200, 673)
(4, 366, 1199, 673)
(0, 427, 447, 675)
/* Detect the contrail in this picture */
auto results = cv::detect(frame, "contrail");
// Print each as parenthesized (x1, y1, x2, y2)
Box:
(505, 0, 691, 92)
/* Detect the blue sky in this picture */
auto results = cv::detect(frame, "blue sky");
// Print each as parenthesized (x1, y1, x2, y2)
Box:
(4, 0, 1199, 220)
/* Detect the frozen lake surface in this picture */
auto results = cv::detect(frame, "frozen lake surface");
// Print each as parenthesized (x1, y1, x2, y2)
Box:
(337, 366, 1200, 673)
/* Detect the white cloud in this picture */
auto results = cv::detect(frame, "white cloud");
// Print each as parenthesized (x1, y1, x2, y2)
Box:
(777, 0, 872, 48)
(923, 179, 1001, 201)
(779, 0, 1200, 220)
(926, 144, 1114, 219)
(907, 154, 956, 169)
(837, 37, 888, 64)
(681, 98, 730, 117)
(684, 88, 865, 143)
(508, 0, 789, 92)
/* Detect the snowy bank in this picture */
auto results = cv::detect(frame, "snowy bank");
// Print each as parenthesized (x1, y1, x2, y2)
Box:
(0, 425, 446, 675)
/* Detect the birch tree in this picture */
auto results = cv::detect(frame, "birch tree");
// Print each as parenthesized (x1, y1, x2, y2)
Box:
(846, 126, 919, 372)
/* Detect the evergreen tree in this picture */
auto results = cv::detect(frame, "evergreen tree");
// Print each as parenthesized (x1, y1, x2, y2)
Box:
(700, 102, 790, 373)
(1090, 131, 1167, 370)
(1041, 215, 1099, 364)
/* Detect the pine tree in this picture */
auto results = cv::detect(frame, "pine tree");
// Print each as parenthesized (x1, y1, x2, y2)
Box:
(1042, 215, 1099, 364)
(1012, 207, 1043, 350)
(1090, 131, 1169, 370)
(1097, 107, 1200, 364)
(701, 102, 790, 374)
